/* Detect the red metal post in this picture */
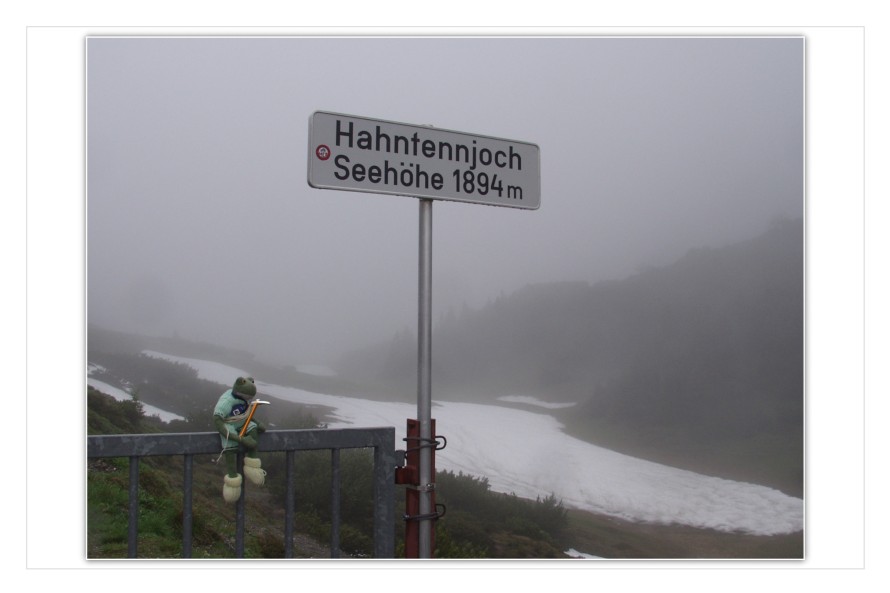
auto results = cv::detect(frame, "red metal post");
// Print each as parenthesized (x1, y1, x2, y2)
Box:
(395, 418, 436, 558)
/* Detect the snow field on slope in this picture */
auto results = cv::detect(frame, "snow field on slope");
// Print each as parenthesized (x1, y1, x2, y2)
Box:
(141, 351, 803, 535)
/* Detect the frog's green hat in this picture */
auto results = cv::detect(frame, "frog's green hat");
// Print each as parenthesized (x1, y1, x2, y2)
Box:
(233, 376, 256, 398)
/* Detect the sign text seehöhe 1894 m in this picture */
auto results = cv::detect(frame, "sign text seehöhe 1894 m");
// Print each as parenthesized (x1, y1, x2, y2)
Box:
(308, 111, 540, 209)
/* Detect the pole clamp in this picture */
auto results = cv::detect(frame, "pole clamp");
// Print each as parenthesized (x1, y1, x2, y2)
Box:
(402, 434, 447, 454)
(403, 503, 447, 523)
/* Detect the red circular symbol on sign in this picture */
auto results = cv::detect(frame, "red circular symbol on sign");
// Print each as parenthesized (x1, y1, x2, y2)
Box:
(316, 144, 331, 160)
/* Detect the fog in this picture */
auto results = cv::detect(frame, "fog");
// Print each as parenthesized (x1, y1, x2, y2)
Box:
(86, 36, 803, 366)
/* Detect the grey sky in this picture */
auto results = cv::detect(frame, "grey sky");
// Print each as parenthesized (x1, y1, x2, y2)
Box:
(86, 36, 803, 365)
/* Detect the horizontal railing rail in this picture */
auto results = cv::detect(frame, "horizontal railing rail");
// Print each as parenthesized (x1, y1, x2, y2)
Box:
(87, 427, 397, 559)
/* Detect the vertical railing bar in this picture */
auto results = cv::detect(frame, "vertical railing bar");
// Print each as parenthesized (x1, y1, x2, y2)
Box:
(235, 452, 245, 558)
(128, 456, 139, 558)
(182, 454, 194, 558)
(330, 448, 341, 558)
(373, 441, 396, 558)
(284, 450, 295, 558)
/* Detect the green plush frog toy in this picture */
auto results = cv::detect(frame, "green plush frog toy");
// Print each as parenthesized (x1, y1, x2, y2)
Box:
(213, 376, 268, 503)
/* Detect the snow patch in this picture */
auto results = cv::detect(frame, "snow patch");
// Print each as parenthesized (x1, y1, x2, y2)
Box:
(498, 395, 577, 409)
(137, 351, 804, 536)
(564, 548, 602, 559)
(88, 377, 186, 423)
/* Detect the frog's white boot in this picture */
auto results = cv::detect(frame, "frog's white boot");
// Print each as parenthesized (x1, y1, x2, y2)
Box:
(243, 457, 266, 486)
(223, 473, 243, 503)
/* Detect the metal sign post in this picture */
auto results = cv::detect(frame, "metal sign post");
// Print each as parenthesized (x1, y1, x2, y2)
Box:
(308, 111, 539, 559)
(417, 197, 434, 558)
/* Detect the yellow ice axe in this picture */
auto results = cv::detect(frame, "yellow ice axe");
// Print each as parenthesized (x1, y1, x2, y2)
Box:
(239, 399, 270, 437)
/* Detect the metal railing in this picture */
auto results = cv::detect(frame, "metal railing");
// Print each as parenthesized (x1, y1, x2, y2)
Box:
(87, 427, 397, 559)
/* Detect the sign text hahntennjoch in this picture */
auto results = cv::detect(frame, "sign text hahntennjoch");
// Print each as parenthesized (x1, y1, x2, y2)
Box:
(307, 112, 540, 209)
(334, 120, 525, 171)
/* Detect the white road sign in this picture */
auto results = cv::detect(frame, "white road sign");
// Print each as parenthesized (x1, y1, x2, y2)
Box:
(308, 111, 540, 209)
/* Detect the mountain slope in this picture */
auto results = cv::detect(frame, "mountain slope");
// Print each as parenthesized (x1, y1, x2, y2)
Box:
(341, 219, 804, 494)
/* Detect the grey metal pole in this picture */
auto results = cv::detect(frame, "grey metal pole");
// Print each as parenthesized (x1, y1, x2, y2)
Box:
(417, 198, 434, 559)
